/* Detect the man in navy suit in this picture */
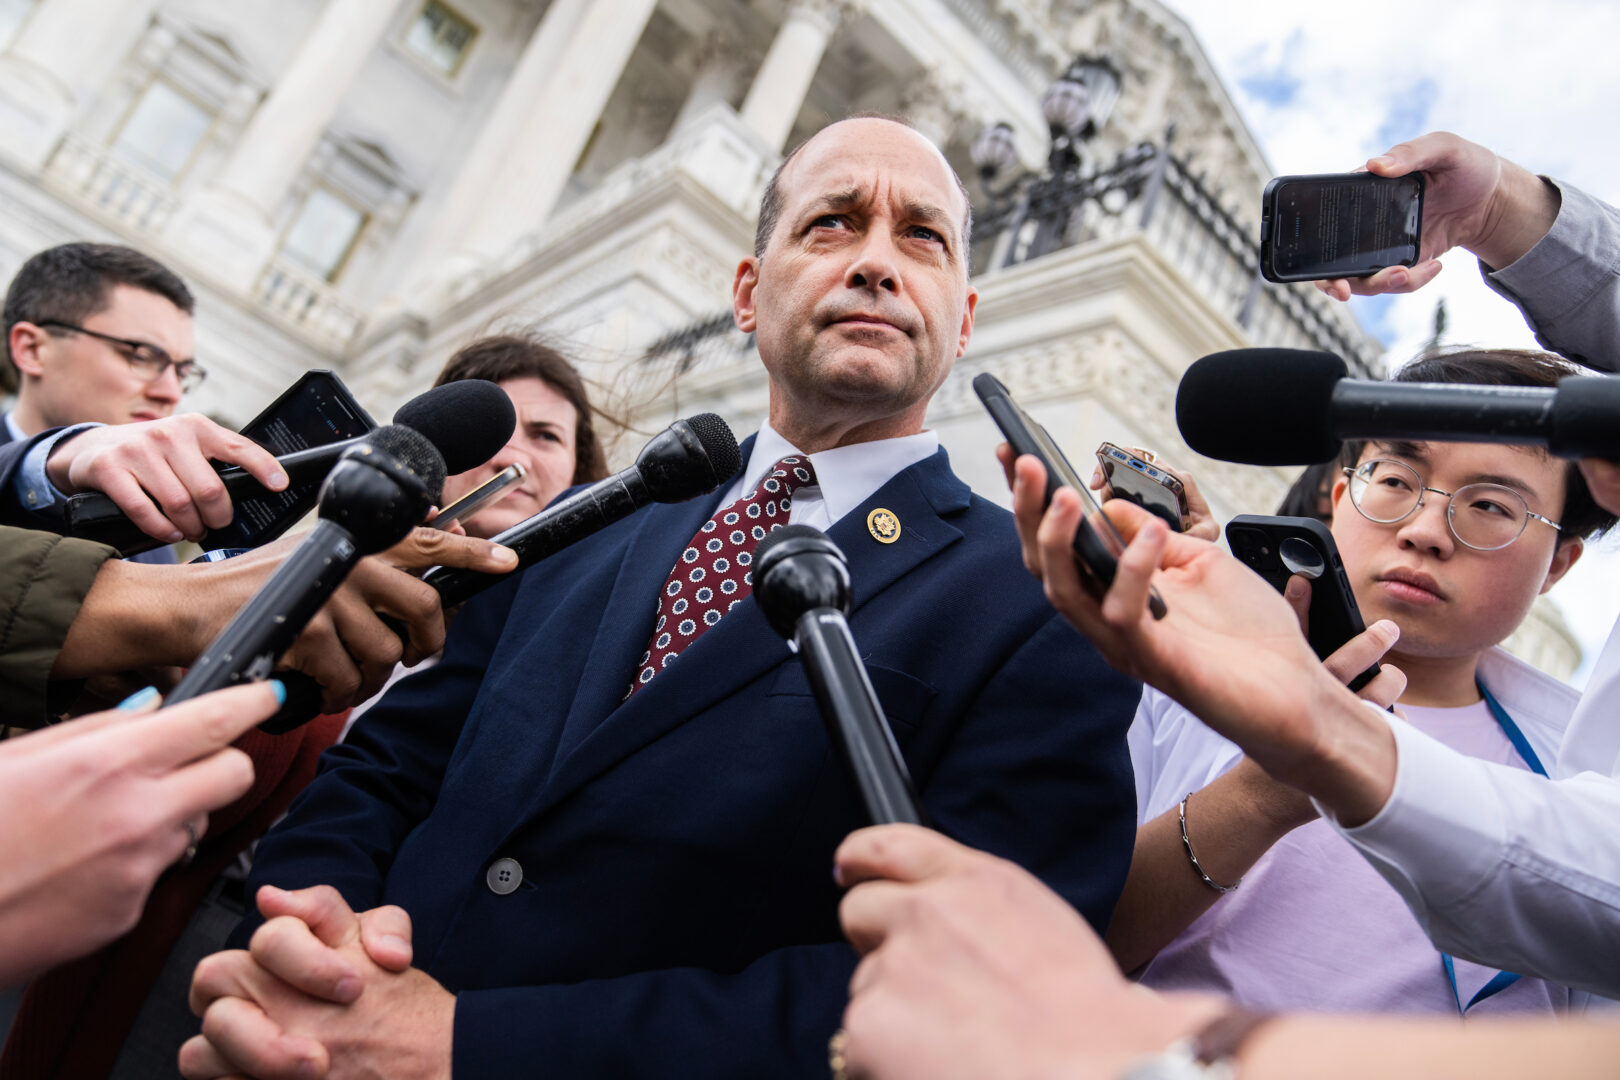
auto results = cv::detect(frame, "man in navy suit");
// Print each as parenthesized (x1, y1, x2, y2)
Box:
(182, 116, 1141, 1080)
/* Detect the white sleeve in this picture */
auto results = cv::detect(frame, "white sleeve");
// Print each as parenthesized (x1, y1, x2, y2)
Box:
(1323, 716, 1620, 997)
(1127, 687, 1243, 825)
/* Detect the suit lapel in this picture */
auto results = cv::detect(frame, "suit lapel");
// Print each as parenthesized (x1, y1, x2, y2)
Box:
(546, 483, 732, 771)
(532, 448, 971, 819)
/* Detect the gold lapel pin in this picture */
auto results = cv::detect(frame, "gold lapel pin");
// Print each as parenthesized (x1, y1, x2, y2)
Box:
(867, 508, 901, 544)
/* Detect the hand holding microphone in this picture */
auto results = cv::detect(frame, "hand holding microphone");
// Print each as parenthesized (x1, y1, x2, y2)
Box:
(62, 379, 516, 554)
(753, 525, 924, 826)
(424, 413, 742, 606)
(165, 424, 446, 730)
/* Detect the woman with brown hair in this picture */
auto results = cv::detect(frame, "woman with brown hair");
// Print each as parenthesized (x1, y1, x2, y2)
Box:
(433, 332, 611, 538)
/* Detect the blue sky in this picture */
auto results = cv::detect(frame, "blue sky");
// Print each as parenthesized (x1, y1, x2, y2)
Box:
(1164, 0, 1620, 682)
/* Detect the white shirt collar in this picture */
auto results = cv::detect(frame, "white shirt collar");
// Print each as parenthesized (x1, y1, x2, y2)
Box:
(4, 411, 27, 442)
(723, 420, 940, 526)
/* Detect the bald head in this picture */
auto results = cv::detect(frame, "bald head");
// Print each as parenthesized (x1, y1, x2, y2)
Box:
(754, 117, 973, 263)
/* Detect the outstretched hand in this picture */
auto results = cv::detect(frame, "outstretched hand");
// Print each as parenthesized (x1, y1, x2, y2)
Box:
(1004, 451, 1398, 822)
(1316, 131, 1559, 301)
(834, 824, 1223, 1080)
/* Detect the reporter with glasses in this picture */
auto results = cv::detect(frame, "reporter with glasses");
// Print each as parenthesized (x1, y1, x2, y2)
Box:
(1, 242, 294, 555)
(1104, 348, 1614, 1016)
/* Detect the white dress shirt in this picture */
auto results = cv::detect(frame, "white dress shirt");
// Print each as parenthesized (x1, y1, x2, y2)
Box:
(718, 421, 940, 531)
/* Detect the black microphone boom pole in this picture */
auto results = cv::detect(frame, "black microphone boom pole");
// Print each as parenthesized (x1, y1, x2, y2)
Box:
(754, 525, 924, 827)
(425, 412, 742, 607)
(165, 425, 445, 732)
(1177, 348, 1620, 466)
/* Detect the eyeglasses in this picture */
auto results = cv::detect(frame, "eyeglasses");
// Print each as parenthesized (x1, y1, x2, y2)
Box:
(1343, 458, 1561, 551)
(37, 320, 207, 392)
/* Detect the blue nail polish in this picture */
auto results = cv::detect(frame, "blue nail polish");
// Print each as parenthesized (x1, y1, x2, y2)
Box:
(118, 686, 159, 710)
(269, 679, 287, 706)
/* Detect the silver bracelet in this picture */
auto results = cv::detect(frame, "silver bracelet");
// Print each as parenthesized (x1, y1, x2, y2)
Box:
(1179, 791, 1241, 894)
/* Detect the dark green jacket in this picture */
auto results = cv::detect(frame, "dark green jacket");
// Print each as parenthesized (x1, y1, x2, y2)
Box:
(1, 526, 117, 726)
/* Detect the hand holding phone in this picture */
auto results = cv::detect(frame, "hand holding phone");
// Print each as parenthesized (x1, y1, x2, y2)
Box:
(1095, 442, 1188, 532)
(428, 463, 526, 531)
(1225, 514, 1378, 691)
(976, 373, 1166, 619)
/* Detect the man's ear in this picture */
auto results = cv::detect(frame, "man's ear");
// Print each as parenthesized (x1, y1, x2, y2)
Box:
(955, 286, 978, 358)
(733, 257, 761, 334)
(8, 322, 48, 378)
(1541, 535, 1584, 594)
(1328, 475, 1349, 525)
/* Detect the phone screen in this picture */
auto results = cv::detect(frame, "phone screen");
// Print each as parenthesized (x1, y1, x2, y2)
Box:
(1264, 173, 1423, 282)
(204, 371, 375, 549)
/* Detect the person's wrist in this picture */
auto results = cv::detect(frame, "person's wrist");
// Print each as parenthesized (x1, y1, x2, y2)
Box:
(1288, 672, 1396, 827)
(1234, 758, 1316, 835)
(1108, 997, 1257, 1080)
(1472, 160, 1561, 270)
(42, 427, 96, 493)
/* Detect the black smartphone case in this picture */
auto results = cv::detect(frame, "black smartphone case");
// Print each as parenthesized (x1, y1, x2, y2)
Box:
(1225, 514, 1379, 690)
(1259, 172, 1424, 284)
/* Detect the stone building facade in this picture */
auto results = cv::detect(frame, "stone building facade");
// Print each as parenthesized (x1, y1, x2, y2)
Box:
(0, 0, 1579, 675)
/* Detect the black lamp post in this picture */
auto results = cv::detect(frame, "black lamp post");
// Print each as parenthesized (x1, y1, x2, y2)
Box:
(970, 54, 1159, 271)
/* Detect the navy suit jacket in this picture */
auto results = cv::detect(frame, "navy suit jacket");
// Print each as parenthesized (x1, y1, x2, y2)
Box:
(247, 444, 1141, 1077)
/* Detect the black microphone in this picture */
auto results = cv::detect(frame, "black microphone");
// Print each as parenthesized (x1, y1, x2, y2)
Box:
(753, 525, 925, 827)
(1177, 348, 1620, 466)
(164, 424, 445, 732)
(424, 413, 742, 607)
(63, 379, 515, 551)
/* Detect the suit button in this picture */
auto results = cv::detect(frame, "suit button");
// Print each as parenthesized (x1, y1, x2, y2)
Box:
(485, 857, 523, 895)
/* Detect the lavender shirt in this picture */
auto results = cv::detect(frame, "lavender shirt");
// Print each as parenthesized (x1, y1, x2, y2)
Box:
(1138, 700, 1583, 1016)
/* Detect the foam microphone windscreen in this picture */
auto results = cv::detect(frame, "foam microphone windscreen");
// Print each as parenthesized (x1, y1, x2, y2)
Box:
(366, 423, 447, 503)
(394, 379, 517, 475)
(1176, 348, 1348, 465)
(686, 412, 743, 484)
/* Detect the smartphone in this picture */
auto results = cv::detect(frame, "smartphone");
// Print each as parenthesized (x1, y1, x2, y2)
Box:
(1097, 442, 1187, 532)
(1260, 172, 1424, 284)
(1225, 514, 1378, 690)
(427, 463, 526, 530)
(202, 370, 375, 550)
(975, 373, 1166, 620)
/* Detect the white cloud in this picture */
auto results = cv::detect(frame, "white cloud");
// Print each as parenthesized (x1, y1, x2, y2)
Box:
(1162, 0, 1620, 683)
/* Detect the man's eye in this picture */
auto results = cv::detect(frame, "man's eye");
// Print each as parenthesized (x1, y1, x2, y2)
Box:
(811, 215, 846, 229)
(908, 225, 943, 243)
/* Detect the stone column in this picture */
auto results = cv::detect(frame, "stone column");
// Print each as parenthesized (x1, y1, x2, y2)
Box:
(444, 0, 660, 278)
(398, 0, 591, 295)
(166, 0, 402, 290)
(671, 28, 751, 133)
(738, 0, 856, 152)
(0, 0, 162, 172)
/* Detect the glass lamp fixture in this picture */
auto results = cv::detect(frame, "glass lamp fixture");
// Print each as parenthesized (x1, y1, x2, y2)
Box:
(1066, 54, 1122, 139)
(1040, 76, 1090, 140)
(970, 121, 1018, 181)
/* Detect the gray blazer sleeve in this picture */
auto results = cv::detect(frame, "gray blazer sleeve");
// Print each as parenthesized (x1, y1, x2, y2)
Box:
(1481, 179, 1620, 373)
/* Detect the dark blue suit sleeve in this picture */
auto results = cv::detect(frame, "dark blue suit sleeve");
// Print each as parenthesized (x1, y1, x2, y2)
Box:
(441, 612, 1137, 1077)
(241, 578, 522, 936)
(0, 429, 65, 528)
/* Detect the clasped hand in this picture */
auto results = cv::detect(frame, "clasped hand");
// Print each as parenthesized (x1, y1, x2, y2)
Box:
(182, 886, 453, 1080)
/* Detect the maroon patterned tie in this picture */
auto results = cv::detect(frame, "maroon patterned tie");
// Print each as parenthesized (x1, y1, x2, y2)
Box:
(628, 455, 818, 695)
